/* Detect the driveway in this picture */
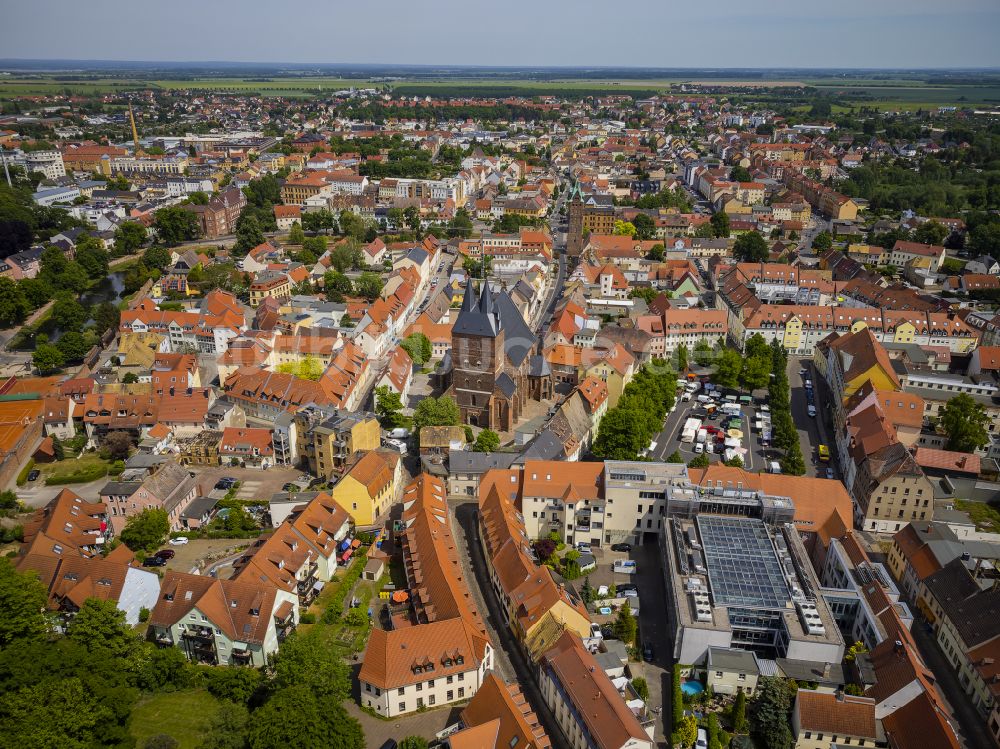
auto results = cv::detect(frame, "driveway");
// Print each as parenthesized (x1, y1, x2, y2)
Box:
(192, 465, 303, 500)
(15, 476, 108, 509)
(631, 542, 672, 748)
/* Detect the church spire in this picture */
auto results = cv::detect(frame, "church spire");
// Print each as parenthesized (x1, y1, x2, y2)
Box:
(460, 277, 477, 314)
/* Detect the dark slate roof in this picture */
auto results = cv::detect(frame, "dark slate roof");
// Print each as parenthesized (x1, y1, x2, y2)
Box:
(452, 279, 499, 338)
(923, 558, 1000, 647)
(514, 429, 564, 463)
(100, 480, 142, 496)
(448, 451, 517, 475)
(406, 247, 429, 265)
(529, 354, 551, 377)
(496, 372, 516, 399)
(493, 287, 535, 366)
(181, 496, 219, 520)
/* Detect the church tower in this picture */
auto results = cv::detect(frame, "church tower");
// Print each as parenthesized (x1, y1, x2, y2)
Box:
(451, 279, 505, 428)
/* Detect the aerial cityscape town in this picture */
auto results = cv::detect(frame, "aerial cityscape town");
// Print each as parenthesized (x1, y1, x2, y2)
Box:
(2, 11, 1000, 749)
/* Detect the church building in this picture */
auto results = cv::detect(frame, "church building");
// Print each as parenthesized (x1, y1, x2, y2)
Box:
(444, 279, 552, 432)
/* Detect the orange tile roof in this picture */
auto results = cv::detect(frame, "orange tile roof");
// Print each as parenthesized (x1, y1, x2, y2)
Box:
(459, 672, 551, 749)
(344, 450, 398, 498)
(795, 690, 876, 739)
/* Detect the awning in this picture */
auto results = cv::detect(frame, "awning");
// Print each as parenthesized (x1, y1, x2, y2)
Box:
(312, 580, 325, 592)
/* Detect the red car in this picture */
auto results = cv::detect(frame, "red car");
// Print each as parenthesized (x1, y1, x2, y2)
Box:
(154, 549, 176, 560)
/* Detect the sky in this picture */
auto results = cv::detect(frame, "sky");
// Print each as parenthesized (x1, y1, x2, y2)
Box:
(6, 0, 1000, 69)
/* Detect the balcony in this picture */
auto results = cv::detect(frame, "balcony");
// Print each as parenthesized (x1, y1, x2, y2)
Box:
(182, 626, 215, 642)
(231, 648, 253, 664)
(153, 632, 174, 647)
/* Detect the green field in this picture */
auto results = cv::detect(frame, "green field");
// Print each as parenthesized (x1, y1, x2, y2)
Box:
(2, 72, 1000, 108)
(129, 689, 222, 749)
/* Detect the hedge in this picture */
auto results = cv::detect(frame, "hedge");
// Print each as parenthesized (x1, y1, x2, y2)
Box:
(16, 459, 35, 486)
(322, 549, 369, 624)
(45, 463, 109, 485)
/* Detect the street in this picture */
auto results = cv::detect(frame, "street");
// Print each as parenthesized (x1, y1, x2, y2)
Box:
(789, 356, 837, 479)
(631, 542, 672, 748)
(453, 502, 572, 749)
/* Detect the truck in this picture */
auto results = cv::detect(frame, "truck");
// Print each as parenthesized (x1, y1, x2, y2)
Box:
(681, 417, 702, 443)
(696, 428, 708, 444)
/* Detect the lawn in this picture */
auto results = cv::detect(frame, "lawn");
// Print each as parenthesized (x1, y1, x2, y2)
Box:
(129, 689, 222, 749)
(955, 499, 1000, 534)
(42, 451, 116, 485)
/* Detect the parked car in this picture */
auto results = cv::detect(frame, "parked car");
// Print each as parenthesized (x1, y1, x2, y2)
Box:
(610, 543, 632, 552)
(643, 643, 654, 662)
(825, 467, 835, 480)
(807, 404, 817, 417)
(154, 549, 176, 559)
(215, 477, 237, 490)
(378, 741, 398, 749)
(142, 556, 166, 567)
(696, 728, 708, 749)
(27, 469, 40, 482)
(168, 537, 189, 546)
(618, 584, 639, 597)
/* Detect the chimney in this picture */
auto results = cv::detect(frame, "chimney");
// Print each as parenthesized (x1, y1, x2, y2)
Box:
(894, 639, 904, 655)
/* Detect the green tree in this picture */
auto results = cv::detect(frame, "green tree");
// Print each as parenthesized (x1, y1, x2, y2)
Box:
(399, 738, 429, 749)
(247, 686, 364, 749)
(235, 214, 265, 253)
(730, 689, 749, 733)
(302, 209, 335, 234)
(740, 353, 771, 392)
(122, 372, 139, 384)
(710, 211, 731, 238)
(913, 220, 948, 245)
(0, 557, 49, 647)
(75, 237, 109, 279)
(50, 434, 65, 461)
(632, 213, 656, 240)
(733, 230, 769, 261)
(288, 222, 305, 244)
(730, 165, 752, 183)
(340, 210, 367, 240)
(32, 342, 65, 374)
(270, 632, 351, 699)
(613, 219, 637, 237)
(401, 332, 432, 365)
(323, 271, 353, 297)
(113, 221, 147, 254)
(355, 272, 383, 301)
(593, 408, 649, 460)
(119, 508, 169, 552)
(403, 205, 421, 233)
(474, 429, 500, 452)
(51, 295, 88, 332)
(676, 343, 689, 372)
(694, 338, 714, 367)
(196, 704, 249, 749)
(104, 430, 133, 460)
(153, 205, 201, 245)
(68, 598, 137, 660)
(92, 301, 121, 335)
(750, 676, 794, 749)
(0, 277, 29, 326)
(613, 601, 637, 644)
(713, 348, 743, 389)
(688, 453, 710, 468)
(666, 450, 684, 463)
(812, 231, 833, 252)
(631, 676, 649, 702)
(143, 245, 172, 270)
(671, 664, 684, 730)
(647, 242, 665, 261)
(412, 396, 461, 433)
(19, 277, 53, 310)
(56, 331, 90, 363)
(375, 385, 405, 427)
(940, 393, 990, 452)
(676, 715, 698, 747)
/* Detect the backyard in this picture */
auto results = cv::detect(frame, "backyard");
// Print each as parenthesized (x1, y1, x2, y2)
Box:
(129, 689, 223, 749)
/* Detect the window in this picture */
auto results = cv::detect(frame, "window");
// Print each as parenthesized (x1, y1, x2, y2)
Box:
(417, 698, 424, 708)
(365, 684, 371, 693)
(458, 687, 465, 698)
(447, 675, 453, 684)
(429, 695, 436, 705)
(397, 688, 405, 696)
(447, 690, 453, 701)
(416, 683, 422, 692)
(458, 672, 465, 681)
(399, 702, 406, 712)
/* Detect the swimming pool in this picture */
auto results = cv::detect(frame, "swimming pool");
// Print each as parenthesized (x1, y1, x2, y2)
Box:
(681, 680, 704, 697)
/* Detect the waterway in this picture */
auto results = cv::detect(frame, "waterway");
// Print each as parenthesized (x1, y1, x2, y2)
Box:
(20, 271, 127, 349)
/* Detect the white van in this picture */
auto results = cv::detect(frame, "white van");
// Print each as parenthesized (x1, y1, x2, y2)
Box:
(613, 559, 637, 574)
(768, 461, 782, 474)
(696, 729, 708, 749)
(694, 442, 705, 454)
(696, 394, 712, 404)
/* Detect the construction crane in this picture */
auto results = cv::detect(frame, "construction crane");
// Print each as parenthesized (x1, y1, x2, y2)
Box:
(127, 103, 143, 156)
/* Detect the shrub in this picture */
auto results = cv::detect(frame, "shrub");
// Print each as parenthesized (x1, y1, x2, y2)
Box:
(16, 459, 35, 486)
(139, 607, 150, 623)
(299, 612, 316, 624)
(45, 462, 109, 485)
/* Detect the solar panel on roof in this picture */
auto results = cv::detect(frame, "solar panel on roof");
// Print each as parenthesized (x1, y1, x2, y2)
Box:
(696, 516, 790, 609)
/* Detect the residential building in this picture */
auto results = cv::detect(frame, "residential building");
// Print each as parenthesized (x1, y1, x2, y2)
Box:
(359, 475, 494, 717)
(446, 672, 552, 749)
(328, 449, 402, 527)
(148, 571, 297, 666)
(791, 690, 880, 749)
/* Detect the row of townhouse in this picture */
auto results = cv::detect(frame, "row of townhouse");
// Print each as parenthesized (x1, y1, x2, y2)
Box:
(477, 470, 656, 749)
(728, 299, 976, 356)
(358, 475, 495, 718)
(118, 291, 247, 354)
(148, 490, 354, 666)
(817, 328, 936, 534)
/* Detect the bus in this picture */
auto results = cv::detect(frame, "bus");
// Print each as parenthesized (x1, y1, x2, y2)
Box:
(818, 444, 830, 462)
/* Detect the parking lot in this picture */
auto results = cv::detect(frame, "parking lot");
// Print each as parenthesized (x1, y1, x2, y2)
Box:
(651, 379, 773, 471)
(192, 464, 304, 501)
